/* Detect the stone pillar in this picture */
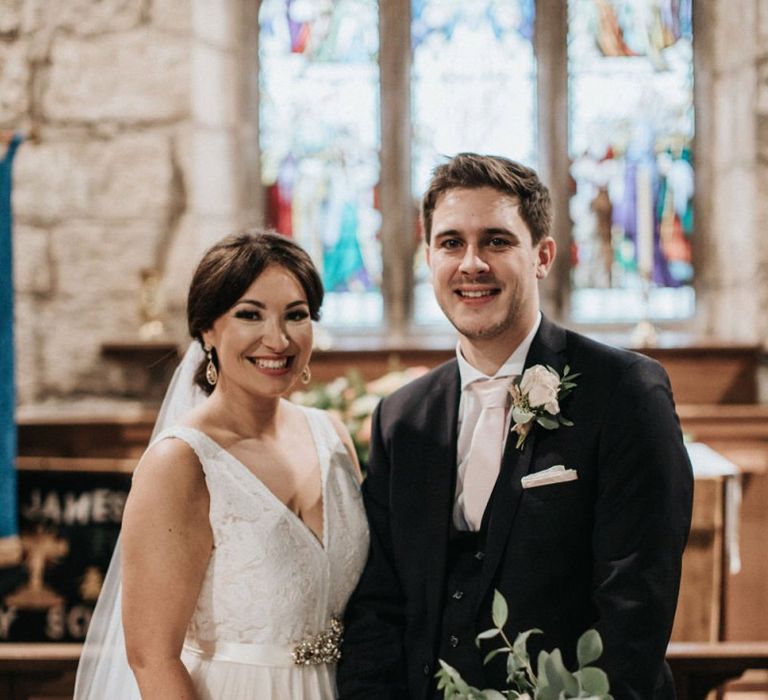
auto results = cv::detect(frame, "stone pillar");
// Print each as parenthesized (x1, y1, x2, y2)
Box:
(535, 0, 569, 320)
(757, 0, 768, 342)
(379, 0, 414, 340)
(695, 0, 762, 341)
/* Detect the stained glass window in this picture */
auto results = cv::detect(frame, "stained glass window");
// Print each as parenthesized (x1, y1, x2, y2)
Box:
(411, 0, 537, 325)
(259, 0, 382, 327)
(568, 0, 695, 323)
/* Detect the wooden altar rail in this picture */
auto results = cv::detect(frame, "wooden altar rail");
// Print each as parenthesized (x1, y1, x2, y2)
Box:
(308, 341, 761, 405)
(17, 402, 768, 463)
(16, 340, 763, 459)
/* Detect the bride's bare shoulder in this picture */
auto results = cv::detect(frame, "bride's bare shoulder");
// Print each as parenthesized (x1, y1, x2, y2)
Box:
(132, 434, 205, 491)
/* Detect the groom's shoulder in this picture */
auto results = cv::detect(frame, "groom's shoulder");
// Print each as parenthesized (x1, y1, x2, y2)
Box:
(562, 325, 668, 384)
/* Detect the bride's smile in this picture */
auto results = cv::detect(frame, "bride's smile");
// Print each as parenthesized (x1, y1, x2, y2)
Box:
(203, 264, 314, 398)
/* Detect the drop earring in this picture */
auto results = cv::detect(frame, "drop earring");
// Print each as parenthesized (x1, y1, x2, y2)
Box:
(301, 365, 311, 385)
(204, 344, 218, 386)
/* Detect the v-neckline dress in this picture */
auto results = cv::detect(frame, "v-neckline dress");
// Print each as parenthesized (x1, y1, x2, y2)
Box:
(153, 405, 369, 699)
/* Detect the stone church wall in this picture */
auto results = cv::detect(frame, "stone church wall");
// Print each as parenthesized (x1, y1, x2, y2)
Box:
(1, 0, 255, 405)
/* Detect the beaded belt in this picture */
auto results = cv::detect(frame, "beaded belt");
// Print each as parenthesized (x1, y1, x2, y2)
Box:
(183, 617, 343, 668)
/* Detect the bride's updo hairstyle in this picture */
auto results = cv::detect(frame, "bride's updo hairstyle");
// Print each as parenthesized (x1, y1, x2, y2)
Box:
(187, 229, 324, 394)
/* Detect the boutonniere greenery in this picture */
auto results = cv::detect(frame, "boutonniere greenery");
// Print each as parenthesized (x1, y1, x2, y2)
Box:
(509, 365, 580, 450)
(436, 591, 612, 700)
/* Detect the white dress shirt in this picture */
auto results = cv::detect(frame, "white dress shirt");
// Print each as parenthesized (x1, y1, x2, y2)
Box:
(453, 313, 542, 530)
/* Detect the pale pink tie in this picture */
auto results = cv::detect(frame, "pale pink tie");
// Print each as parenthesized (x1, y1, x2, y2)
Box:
(462, 377, 512, 530)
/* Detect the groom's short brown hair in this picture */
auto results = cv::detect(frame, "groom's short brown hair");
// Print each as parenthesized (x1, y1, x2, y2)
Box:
(421, 153, 552, 245)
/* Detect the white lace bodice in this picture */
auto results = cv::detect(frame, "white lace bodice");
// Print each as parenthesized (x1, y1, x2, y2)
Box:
(152, 407, 370, 648)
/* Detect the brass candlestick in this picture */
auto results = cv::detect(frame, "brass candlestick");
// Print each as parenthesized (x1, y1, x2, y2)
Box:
(631, 272, 658, 347)
(138, 267, 166, 339)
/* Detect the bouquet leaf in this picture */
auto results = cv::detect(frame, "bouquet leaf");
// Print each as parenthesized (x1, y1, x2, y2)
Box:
(477, 628, 502, 643)
(574, 667, 610, 695)
(491, 590, 508, 628)
(576, 629, 603, 668)
(438, 591, 610, 700)
(484, 647, 511, 665)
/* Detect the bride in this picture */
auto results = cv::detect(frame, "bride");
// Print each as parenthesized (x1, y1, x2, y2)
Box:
(74, 230, 370, 699)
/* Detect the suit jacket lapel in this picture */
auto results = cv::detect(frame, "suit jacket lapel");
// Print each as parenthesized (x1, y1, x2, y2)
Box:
(474, 317, 568, 609)
(423, 361, 461, 628)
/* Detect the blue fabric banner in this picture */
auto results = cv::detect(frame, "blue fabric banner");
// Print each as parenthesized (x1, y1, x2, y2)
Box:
(0, 133, 22, 548)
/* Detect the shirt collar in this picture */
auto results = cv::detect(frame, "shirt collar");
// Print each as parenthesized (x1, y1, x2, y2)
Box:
(456, 312, 542, 391)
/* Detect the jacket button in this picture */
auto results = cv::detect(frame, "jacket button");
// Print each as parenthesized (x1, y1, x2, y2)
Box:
(449, 635, 459, 648)
(423, 663, 431, 676)
(474, 550, 485, 561)
(452, 589, 464, 600)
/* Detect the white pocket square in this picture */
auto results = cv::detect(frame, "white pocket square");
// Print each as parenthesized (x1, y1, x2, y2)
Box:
(521, 465, 578, 489)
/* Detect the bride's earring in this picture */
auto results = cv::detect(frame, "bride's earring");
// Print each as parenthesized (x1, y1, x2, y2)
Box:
(301, 365, 311, 385)
(204, 344, 218, 386)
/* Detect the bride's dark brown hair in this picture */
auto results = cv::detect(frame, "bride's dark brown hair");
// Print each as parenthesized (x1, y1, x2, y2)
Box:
(187, 229, 324, 394)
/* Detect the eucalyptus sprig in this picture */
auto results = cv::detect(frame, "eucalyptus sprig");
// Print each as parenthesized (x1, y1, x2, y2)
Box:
(436, 591, 613, 700)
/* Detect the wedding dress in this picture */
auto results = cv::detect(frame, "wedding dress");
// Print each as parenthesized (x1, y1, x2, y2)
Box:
(74, 345, 370, 699)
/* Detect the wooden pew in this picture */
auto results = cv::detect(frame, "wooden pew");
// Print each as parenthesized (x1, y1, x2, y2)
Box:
(677, 406, 768, 644)
(0, 643, 81, 700)
(667, 641, 768, 700)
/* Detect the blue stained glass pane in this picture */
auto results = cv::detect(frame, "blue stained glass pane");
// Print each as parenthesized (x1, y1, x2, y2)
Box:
(412, 0, 537, 325)
(568, 0, 695, 323)
(259, 0, 382, 327)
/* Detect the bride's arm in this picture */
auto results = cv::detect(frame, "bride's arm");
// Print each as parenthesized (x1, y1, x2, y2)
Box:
(121, 438, 212, 699)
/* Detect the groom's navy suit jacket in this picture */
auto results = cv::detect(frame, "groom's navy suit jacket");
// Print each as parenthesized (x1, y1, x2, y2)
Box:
(338, 317, 693, 699)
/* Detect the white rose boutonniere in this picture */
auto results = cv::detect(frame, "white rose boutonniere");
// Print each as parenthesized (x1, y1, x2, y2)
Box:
(509, 365, 580, 450)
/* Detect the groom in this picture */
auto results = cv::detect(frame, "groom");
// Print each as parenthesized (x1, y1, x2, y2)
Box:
(338, 154, 693, 699)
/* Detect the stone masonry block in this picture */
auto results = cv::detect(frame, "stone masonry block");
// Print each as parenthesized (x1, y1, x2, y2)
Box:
(758, 0, 768, 51)
(38, 297, 126, 395)
(42, 31, 189, 123)
(172, 122, 194, 202)
(160, 211, 198, 310)
(759, 114, 768, 162)
(709, 164, 758, 285)
(192, 43, 238, 128)
(13, 224, 51, 295)
(50, 219, 163, 302)
(13, 133, 175, 221)
(0, 0, 21, 35)
(756, 164, 768, 251)
(0, 40, 30, 125)
(20, 0, 143, 36)
(192, 0, 239, 49)
(152, 0, 193, 34)
(13, 296, 42, 405)
(190, 128, 238, 216)
(759, 59, 768, 114)
(713, 0, 758, 71)
(702, 284, 761, 343)
(712, 70, 757, 169)
(36, 218, 166, 394)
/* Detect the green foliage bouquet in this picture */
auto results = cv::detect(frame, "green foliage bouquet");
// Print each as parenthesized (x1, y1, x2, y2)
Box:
(436, 591, 613, 700)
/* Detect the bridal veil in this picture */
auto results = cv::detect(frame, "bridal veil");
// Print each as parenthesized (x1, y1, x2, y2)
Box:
(73, 343, 206, 699)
